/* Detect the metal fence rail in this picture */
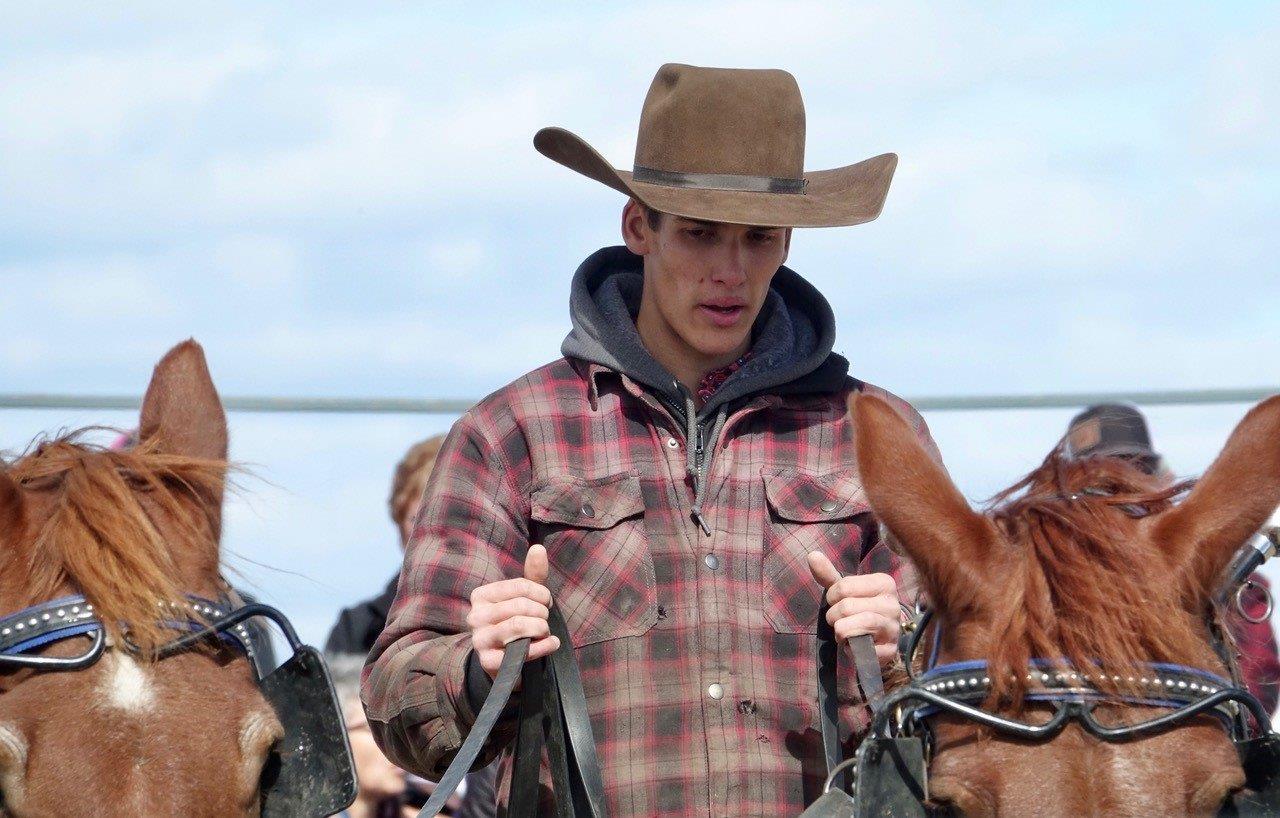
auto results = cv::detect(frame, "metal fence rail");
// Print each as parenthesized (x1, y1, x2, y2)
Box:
(0, 387, 1274, 415)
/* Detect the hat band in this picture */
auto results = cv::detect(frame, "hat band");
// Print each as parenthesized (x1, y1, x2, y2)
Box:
(632, 165, 807, 194)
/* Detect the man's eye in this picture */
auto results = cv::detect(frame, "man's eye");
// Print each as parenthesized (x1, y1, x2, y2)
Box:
(750, 232, 776, 244)
(685, 228, 708, 240)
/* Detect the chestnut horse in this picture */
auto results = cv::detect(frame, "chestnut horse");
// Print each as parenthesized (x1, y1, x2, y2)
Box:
(0, 342, 285, 816)
(851, 393, 1280, 816)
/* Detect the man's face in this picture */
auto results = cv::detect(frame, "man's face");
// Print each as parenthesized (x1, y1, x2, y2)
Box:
(624, 200, 791, 368)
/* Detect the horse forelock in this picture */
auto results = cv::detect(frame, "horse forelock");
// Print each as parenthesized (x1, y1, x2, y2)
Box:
(977, 447, 1209, 706)
(3, 431, 229, 656)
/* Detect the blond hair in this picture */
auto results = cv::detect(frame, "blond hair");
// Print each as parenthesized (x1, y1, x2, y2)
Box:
(389, 435, 446, 544)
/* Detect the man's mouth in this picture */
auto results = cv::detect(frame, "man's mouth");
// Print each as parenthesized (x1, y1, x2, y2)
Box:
(698, 302, 747, 327)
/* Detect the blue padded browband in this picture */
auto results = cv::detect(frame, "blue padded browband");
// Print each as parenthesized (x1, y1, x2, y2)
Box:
(0, 594, 256, 659)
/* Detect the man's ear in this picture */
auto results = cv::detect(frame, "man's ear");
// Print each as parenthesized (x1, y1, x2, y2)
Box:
(851, 393, 996, 615)
(621, 198, 651, 256)
(1148, 395, 1280, 599)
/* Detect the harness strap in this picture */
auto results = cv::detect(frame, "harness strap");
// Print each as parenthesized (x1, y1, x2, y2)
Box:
(415, 605, 606, 818)
(816, 600, 844, 792)
(817, 598, 888, 796)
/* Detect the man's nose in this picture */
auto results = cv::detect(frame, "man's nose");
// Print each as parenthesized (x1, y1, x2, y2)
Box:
(709, 243, 748, 287)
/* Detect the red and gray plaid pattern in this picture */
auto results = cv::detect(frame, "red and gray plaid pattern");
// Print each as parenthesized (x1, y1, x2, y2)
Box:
(362, 357, 937, 817)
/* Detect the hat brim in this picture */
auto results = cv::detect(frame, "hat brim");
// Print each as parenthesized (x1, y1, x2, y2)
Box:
(534, 127, 897, 229)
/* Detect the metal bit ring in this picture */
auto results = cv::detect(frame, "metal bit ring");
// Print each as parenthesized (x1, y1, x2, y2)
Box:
(1236, 578, 1274, 625)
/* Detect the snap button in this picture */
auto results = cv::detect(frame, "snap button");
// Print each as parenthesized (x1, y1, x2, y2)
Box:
(820, 499, 839, 513)
(707, 683, 724, 700)
(703, 553, 721, 570)
(666, 437, 679, 449)
(580, 502, 596, 519)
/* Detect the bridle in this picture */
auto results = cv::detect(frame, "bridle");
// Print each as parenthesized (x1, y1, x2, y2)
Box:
(803, 531, 1280, 817)
(0, 592, 357, 818)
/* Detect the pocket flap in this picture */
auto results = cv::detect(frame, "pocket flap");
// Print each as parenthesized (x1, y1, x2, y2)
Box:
(763, 468, 869, 523)
(531, 472, 644, 529)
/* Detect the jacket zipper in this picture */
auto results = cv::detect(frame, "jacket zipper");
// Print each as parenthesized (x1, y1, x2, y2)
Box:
(658, 385, 713, 535)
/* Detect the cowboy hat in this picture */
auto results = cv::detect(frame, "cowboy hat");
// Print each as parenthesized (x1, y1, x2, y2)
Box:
(534, 63, 897, 228)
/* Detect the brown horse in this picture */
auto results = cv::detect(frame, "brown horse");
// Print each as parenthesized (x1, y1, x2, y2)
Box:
(0, 342, 285, 816)
(851, 392, 1280, 816)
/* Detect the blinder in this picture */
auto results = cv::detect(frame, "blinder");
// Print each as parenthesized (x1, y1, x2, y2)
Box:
(807, 597, 1280, 818)
(1233, 734, 1280, 816)
(0, 594, 356, 818)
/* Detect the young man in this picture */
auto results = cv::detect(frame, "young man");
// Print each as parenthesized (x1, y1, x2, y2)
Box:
(362, 64, 938, 815)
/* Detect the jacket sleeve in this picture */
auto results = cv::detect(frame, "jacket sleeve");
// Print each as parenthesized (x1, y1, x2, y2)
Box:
(360, 412, 530, 779)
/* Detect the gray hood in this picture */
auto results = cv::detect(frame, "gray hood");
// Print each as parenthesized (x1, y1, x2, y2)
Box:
(561, 246, 849, 418)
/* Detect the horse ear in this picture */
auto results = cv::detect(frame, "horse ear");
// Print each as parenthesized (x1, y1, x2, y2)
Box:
(139, 340, 228, 464)
(1150, 395, 1280, 599)
(851, 393, 996, 615)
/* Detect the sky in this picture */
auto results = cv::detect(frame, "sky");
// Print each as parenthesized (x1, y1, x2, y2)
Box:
(1, 2, 1278, 648)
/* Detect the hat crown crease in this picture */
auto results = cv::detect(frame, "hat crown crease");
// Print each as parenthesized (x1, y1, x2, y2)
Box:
(633, 64, 806, 180)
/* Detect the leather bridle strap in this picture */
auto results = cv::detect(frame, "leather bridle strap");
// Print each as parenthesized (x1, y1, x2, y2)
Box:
(817, 599, 888, 795)
(816, 600, 844, 792)
(416, 605, 606, 818)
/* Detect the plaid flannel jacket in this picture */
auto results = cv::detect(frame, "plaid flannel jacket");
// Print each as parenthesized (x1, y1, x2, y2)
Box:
(362, 356, 938, 817)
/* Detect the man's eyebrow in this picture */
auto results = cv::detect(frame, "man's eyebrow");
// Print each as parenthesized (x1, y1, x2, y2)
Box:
(673, 216, 718, 228)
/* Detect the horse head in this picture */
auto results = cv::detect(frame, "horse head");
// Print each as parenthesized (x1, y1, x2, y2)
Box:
(0, 341, 284, 817)
(851, 392, 1280, 816)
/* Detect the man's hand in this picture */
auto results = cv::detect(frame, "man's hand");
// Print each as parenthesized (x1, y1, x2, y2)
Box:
(467, 544, 560, 679)
(806, 551, 901, 666)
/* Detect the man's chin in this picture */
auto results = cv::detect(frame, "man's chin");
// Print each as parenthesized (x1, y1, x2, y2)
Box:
(688, 336, 751, 363)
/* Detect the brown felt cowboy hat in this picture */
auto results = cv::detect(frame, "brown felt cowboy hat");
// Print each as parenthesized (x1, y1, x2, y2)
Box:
(534, 63, 898, 228)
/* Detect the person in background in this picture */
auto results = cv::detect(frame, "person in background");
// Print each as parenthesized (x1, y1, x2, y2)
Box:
(326, 435, 445, 654)
(328, 655, 444, 818)
(1065, 403, 1280, 713)
(327, 434, 497, 818)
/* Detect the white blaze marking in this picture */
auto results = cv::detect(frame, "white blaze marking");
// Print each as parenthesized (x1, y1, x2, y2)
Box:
(100, 651, 156, 712)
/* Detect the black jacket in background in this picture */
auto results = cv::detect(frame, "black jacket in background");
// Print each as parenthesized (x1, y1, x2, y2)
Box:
(325, 575, 398, 656)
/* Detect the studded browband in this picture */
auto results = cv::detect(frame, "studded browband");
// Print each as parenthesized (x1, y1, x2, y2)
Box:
(0, 594, 259, 670)
(912, 659, 1243, 723)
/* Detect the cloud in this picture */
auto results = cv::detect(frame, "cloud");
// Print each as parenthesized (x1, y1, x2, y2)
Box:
(2, 2, 1278, 644)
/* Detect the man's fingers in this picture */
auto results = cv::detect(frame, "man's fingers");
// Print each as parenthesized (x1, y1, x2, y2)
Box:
(470, 576, 552, 607)
(477, 635, 561, 677)
(825, 572, 896, 605)
(833, 610, 899, 645)
(499, 615, 551, 645)
(807, 551, 842, 590)
(873, 642, 898, 662)
(466, 597, 550, 629)
(825, 594, 901, 626)
(525, 634, 562, 662)
(525, 543, 550, 585)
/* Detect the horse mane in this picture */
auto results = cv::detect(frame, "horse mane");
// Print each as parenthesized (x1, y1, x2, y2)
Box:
(3, 431, 227, 656)
(979, 446, 1206, 705)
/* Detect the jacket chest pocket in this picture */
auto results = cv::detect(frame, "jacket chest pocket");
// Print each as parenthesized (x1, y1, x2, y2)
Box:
(762, 468, 876, 634)
(530, 472, 657, 646)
